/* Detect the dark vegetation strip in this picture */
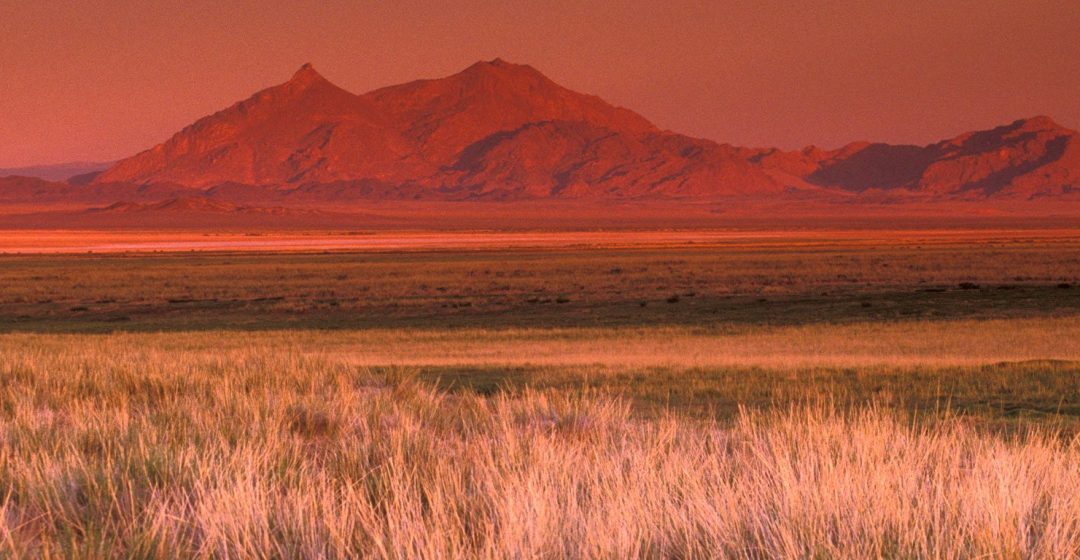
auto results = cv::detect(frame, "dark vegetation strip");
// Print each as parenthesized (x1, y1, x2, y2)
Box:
(1, 244, 1078, 332)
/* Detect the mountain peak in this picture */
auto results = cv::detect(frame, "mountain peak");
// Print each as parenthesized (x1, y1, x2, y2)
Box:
(1011, 115, 1066, 132)
(462, 58, 542, 79)
(485, 57, 519, 69)
(288, 63, 327, 87)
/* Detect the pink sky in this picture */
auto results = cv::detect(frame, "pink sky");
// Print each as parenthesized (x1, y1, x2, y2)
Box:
(1, 0, 1078, 167)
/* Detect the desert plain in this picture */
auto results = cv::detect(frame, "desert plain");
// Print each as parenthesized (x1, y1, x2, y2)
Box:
(0, 227, 1077, 557)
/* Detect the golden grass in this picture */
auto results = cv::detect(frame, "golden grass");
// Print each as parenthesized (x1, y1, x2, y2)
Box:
(5, 315, 1069, 370)
(1, 328, 1080, 557)
(325, 316, 1080, 369)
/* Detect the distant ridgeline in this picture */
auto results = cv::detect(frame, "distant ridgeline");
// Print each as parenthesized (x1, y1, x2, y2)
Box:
(3, 60, 1078, 215)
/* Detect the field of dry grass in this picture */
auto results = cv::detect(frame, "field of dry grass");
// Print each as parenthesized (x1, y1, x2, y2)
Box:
(287, 316, 1080, 369)
(1, 334, 1080, 558)
(1, 231, 1078, 557)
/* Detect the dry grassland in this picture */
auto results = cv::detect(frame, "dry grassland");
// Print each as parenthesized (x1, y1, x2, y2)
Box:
(1, 333, 1079, 558)
(0, 232, 1078, 557)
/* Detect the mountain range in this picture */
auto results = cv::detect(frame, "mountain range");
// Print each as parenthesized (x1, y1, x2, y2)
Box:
(2, 59, 1078, 227)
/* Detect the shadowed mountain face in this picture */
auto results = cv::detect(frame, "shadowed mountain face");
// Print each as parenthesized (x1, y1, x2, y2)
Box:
(764, 117, 1079, 198)
(61, 60, 1079, 202)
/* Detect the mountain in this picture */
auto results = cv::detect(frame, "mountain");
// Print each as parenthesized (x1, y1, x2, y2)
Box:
(0, 161, 112, 182)
(93, 60, 787, 198)
(366, 59, 657, 162)
(95, 64, 413, 188)
(9, 59, 1079, 211)
(754, 116, 1079, 199)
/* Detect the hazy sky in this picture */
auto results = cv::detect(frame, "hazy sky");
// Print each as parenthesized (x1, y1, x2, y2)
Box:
(2, 0, 1078, 167)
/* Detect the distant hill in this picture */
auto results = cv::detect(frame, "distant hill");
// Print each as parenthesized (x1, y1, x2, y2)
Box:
(753, 116, 1079, 199)
(0, 161, 111, 182)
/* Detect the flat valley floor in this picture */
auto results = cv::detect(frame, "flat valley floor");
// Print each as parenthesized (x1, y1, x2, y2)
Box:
(1, 229, 1079, 557)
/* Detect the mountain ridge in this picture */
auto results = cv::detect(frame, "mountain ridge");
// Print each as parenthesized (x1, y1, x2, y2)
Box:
(22, 60, 1080, 204)
(765, 116, 1080, 198)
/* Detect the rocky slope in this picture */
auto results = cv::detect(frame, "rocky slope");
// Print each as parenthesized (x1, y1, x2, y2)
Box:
(754, 116, 1079, 199)
(91, 61, 801, 198)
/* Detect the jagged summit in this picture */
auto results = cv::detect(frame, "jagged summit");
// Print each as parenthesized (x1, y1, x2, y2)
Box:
(288, 63, 325, 84)
(271, 62, 345, 99)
